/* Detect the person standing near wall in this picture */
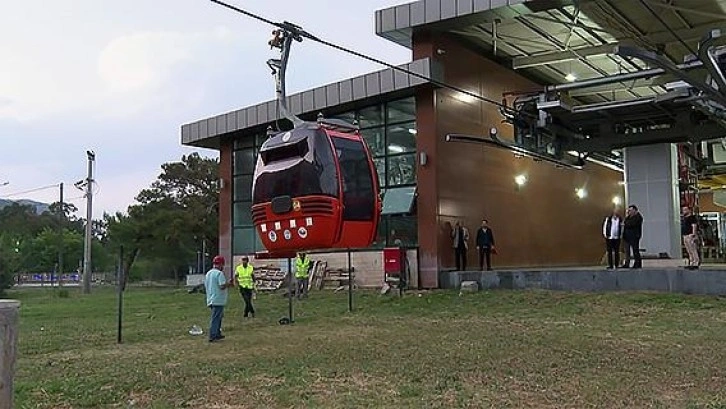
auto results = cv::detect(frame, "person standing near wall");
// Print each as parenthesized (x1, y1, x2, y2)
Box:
(235, 256, 256, 318)
(622, 205, 643, 269)
(451, 221, 469, 271)
(295, 252, 311, 299)
(602, 209, 623, 269)
(475, 219, 496, 271)
(681, 206, 700, 269)
(204, 255, 233, 342)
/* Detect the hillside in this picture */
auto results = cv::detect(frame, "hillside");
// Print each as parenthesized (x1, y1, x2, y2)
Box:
(0, 198, 50, 214)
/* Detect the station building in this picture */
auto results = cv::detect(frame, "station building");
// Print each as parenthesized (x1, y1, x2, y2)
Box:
(182, 0, 726, 287)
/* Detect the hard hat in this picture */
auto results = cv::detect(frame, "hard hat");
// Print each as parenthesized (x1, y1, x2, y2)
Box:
(212, 255, 225, 266)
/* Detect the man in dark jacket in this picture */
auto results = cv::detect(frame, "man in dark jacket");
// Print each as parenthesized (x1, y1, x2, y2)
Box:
(622, 205, 643, 269)
(476, 219, 496, 271)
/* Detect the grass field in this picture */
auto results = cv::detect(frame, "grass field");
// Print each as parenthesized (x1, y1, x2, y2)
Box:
(9, 286, 726, 408)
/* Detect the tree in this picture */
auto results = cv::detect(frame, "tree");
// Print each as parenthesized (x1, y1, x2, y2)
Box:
(103, 153, 220, 286)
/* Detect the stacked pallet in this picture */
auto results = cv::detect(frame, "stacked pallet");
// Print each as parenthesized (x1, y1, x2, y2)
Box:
(253, 266, 288, 291)
(319, 268, 355, 291)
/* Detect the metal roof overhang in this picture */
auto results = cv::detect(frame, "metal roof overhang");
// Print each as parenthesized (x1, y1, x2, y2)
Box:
(376, 0, 726, 177)
(181, 58, 441, 149)
(376, 0, 726, 104)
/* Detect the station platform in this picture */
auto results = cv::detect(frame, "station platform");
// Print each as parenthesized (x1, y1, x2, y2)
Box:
(441, 263, 726, 296)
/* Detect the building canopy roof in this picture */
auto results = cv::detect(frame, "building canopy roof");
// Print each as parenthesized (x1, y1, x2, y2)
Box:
(376, 0, 726, 103)
(182, 58, 440, 149)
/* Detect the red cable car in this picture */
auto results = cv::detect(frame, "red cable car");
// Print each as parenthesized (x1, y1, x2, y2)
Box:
(250, 27, 381, 257)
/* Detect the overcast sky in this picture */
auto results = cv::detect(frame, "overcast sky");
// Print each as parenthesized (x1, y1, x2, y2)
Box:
(0, 0, 411, 219)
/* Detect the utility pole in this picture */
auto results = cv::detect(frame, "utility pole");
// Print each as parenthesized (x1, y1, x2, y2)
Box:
(57, 183, 64, 288)
(82, 151, 95, 294)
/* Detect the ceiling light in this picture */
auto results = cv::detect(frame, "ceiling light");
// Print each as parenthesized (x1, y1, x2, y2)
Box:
(575, 187, 587, 199)
(408, 129, 417, 135)
(514, 174, 527, 186)
(389, 145, 404, 153)
(565, 73, 577, 82)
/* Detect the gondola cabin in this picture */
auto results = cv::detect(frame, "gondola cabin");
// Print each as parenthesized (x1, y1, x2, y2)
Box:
(251, 118, 381, 256)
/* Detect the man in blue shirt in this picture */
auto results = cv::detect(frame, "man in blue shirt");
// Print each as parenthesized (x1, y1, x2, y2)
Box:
(204, 255, 233, 342)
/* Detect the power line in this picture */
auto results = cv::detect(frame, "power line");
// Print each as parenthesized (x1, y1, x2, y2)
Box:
(637, 0, 697, 57)
(209, 0, 516, 113)
(3, 184, 60, 198)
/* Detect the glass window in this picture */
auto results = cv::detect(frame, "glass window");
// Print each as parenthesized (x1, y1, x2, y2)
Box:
(387, 97, 415, 124)
(331, 111, 356, 124)
(233, 227, 255, 254)
(234, 149, 256, 175)
(381, 186, 416, 215)
(373, 157, 385, 189)
(255, 134, 267, 148)
(388, 154, 416, 186)
(234, 175, 253, 201)
(358, 105, 384, 128)
(361, 127, 386, 157)
(233, 201, 253, 227)
(234, 137, 254, 150)
(388, 215, 417, 247)
(331, 136, 376, 221)
(252, 130, 339, 204)
(371, 217, 388, 249)
(386, 122, 416, 155)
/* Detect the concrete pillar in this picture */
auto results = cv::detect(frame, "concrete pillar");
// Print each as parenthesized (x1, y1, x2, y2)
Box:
(623, 144, 681, 258)
(0, 300, 19, 409)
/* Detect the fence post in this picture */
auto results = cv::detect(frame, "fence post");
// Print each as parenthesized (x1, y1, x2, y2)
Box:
(0, 300, 20, 409)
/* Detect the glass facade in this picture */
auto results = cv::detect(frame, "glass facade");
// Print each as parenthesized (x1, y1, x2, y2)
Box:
(231, 96, 417, 254)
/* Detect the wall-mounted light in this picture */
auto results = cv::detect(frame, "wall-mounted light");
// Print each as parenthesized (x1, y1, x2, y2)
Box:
(218, 178, 226, 189)
(612, 196, 622, 206)
(575, 187, 587, 199)
(408, 128, 417, 135)
(514, 174, 527, 186)
(419, 152, 428, 166)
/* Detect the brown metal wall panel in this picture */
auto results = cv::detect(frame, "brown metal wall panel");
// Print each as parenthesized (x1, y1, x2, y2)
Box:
(431, 34, 623, 270)
(219, 139, 233, 275)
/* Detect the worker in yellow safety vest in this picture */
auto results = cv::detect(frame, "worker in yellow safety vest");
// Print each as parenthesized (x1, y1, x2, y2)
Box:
(235, 256, 256, 318)
(295, 252, 311, 299)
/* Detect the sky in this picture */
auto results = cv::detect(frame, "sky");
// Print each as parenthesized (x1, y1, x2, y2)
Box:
(0, 0, 411, 219)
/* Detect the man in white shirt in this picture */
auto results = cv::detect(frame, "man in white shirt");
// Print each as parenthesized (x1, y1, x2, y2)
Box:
(602, 210, 623, 269)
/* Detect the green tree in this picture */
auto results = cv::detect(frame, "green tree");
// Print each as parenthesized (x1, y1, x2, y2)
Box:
(104, 153, 219, 286)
